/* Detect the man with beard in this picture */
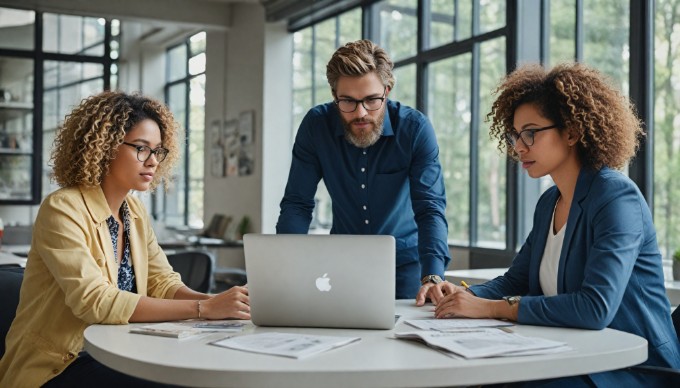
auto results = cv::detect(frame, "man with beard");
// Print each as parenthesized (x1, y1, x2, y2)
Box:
(277, 39, 450, 301)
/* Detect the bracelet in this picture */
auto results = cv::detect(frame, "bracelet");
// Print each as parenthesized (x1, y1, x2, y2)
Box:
(197, 300, 202, 319)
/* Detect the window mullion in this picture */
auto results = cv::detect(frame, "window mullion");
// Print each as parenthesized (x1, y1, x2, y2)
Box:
(470, 42, 480, 246)
(575, 0, 583, 61)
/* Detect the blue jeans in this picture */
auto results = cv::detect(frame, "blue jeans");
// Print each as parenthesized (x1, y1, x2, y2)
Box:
(43, 352, 180, 388)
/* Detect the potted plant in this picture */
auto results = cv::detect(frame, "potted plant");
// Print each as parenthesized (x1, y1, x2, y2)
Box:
(236, 215, 251, 241)
(673, 249, 680, 281)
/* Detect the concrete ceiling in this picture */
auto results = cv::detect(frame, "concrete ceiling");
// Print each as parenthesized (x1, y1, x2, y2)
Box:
(0, 0, 265, 30)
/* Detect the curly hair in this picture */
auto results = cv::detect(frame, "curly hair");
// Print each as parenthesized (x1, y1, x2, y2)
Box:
(326, 39, 395, 95)
(51, 91, 183, 190)
(487, 63, 644, 170)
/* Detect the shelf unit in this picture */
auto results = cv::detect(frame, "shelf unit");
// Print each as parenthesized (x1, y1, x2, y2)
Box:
(0, 100, 35, 202)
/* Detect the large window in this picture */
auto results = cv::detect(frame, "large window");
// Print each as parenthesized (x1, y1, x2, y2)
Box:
(418, 1, 507, 247)
(654, 0, 680, 278)
(287, 1, 670, 278)
(42, 15, 119, 198)
(548, 1, 629, 92)
(159, 32, 206, 228)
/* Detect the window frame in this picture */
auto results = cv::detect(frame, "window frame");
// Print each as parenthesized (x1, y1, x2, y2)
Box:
(158, 33, 206, 227)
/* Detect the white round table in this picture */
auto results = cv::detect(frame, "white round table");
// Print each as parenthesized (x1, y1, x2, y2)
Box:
(84, 300, 647, 387)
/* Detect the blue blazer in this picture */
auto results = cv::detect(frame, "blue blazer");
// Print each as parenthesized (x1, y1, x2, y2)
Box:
(471, 167, 680, 385)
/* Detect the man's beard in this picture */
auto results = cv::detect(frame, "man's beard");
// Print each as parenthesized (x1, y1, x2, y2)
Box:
(342, 110, 385, 148)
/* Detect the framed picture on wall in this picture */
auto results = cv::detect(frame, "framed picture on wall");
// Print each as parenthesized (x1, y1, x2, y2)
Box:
(210, 120, 222, 146)
(210, 146, 224, 177)
(238, 110, 254, 145)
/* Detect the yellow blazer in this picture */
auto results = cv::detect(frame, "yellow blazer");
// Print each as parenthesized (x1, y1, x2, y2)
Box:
(0, 186, 185, 387)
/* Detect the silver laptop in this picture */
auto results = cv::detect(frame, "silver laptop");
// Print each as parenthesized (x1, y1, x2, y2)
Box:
(243, 234, 395, 330)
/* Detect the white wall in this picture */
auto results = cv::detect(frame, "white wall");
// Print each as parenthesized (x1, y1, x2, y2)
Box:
(202, 3, 292, 268)
(204, 3, 266, 234)
(261, 21, 293, 233)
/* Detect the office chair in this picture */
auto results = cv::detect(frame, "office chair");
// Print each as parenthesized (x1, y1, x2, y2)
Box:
(166, 250, 214, 293)
(213, 267, 247, 292)
(626, 305, 680, 383)
(0, 267, 24, 358)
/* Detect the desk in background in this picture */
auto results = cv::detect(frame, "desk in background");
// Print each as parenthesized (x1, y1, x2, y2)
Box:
(158, 237, 243, 251)
(84, 300, 647, 388)
(0, 244, 30, 257)
(445, 268, 507, 286)
(0, 250, 27, 267)
(158, 238, 246, 293)
(666, 281, 680, 306)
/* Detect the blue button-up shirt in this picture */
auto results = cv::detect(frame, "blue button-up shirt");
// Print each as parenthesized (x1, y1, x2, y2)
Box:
(276, 100, 450, 298)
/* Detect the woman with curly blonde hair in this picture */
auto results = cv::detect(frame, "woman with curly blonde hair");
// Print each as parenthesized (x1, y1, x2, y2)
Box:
(0, 91, 250, 387)
(433, 63, 680, 386)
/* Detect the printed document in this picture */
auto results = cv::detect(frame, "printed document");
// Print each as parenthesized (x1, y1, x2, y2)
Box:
(129, 320, 245, 339)
(395, 329, 570, 359)
(210, 332, 361, 359)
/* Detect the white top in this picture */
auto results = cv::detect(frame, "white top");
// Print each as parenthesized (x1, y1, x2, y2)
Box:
(83, 301, 647, 388)
(540, 203, 565, 296)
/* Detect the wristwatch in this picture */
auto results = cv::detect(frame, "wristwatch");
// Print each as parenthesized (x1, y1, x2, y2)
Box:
(502, 295, 522, 306)
(421, 275, 443, 285)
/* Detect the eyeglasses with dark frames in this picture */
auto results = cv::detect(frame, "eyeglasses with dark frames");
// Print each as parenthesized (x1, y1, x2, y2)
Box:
(505, 125, 558, 147)
(335, 87, 387, 113)
(122, 142, 169, 163)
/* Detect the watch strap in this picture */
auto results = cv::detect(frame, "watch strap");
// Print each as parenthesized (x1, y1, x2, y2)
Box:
(421, 274, 443, 285)
(502, 295, 521, 306)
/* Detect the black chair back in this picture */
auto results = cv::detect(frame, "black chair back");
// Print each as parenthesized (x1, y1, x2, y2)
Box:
(0, 267, 24, 358)
(166, 251, 213, 293)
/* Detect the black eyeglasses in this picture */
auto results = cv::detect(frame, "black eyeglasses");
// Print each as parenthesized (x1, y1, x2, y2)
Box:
(505, 125, 558, 147)
(122, 142, 169, 163)
(335, 87, 387, 113)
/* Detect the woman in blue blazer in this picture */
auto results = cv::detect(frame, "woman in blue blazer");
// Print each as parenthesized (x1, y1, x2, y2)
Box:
(434, 63, 680, 386)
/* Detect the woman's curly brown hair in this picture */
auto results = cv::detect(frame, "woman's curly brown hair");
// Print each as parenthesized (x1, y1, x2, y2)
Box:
(51, 91, 183, 190)
(487, 62, 644, 170)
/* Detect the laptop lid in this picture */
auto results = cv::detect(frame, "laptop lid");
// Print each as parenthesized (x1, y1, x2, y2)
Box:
(243, 234, 396, 330)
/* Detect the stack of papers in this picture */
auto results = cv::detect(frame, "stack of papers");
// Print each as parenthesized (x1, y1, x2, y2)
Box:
(397, 318, 570, 358)
(395, 329, 570, 359)
(405, 318, 513, 331)
(130, 320, 245, 339)
(210, 332, 361, 359)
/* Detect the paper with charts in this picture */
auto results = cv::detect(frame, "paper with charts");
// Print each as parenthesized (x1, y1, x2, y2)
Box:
(405, 318, 513, 331)
(210, 332, 361, 359)
(395, 329, 571, 359)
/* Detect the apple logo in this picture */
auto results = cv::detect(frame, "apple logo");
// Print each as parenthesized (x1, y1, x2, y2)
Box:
(315, 273, 332, 292)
